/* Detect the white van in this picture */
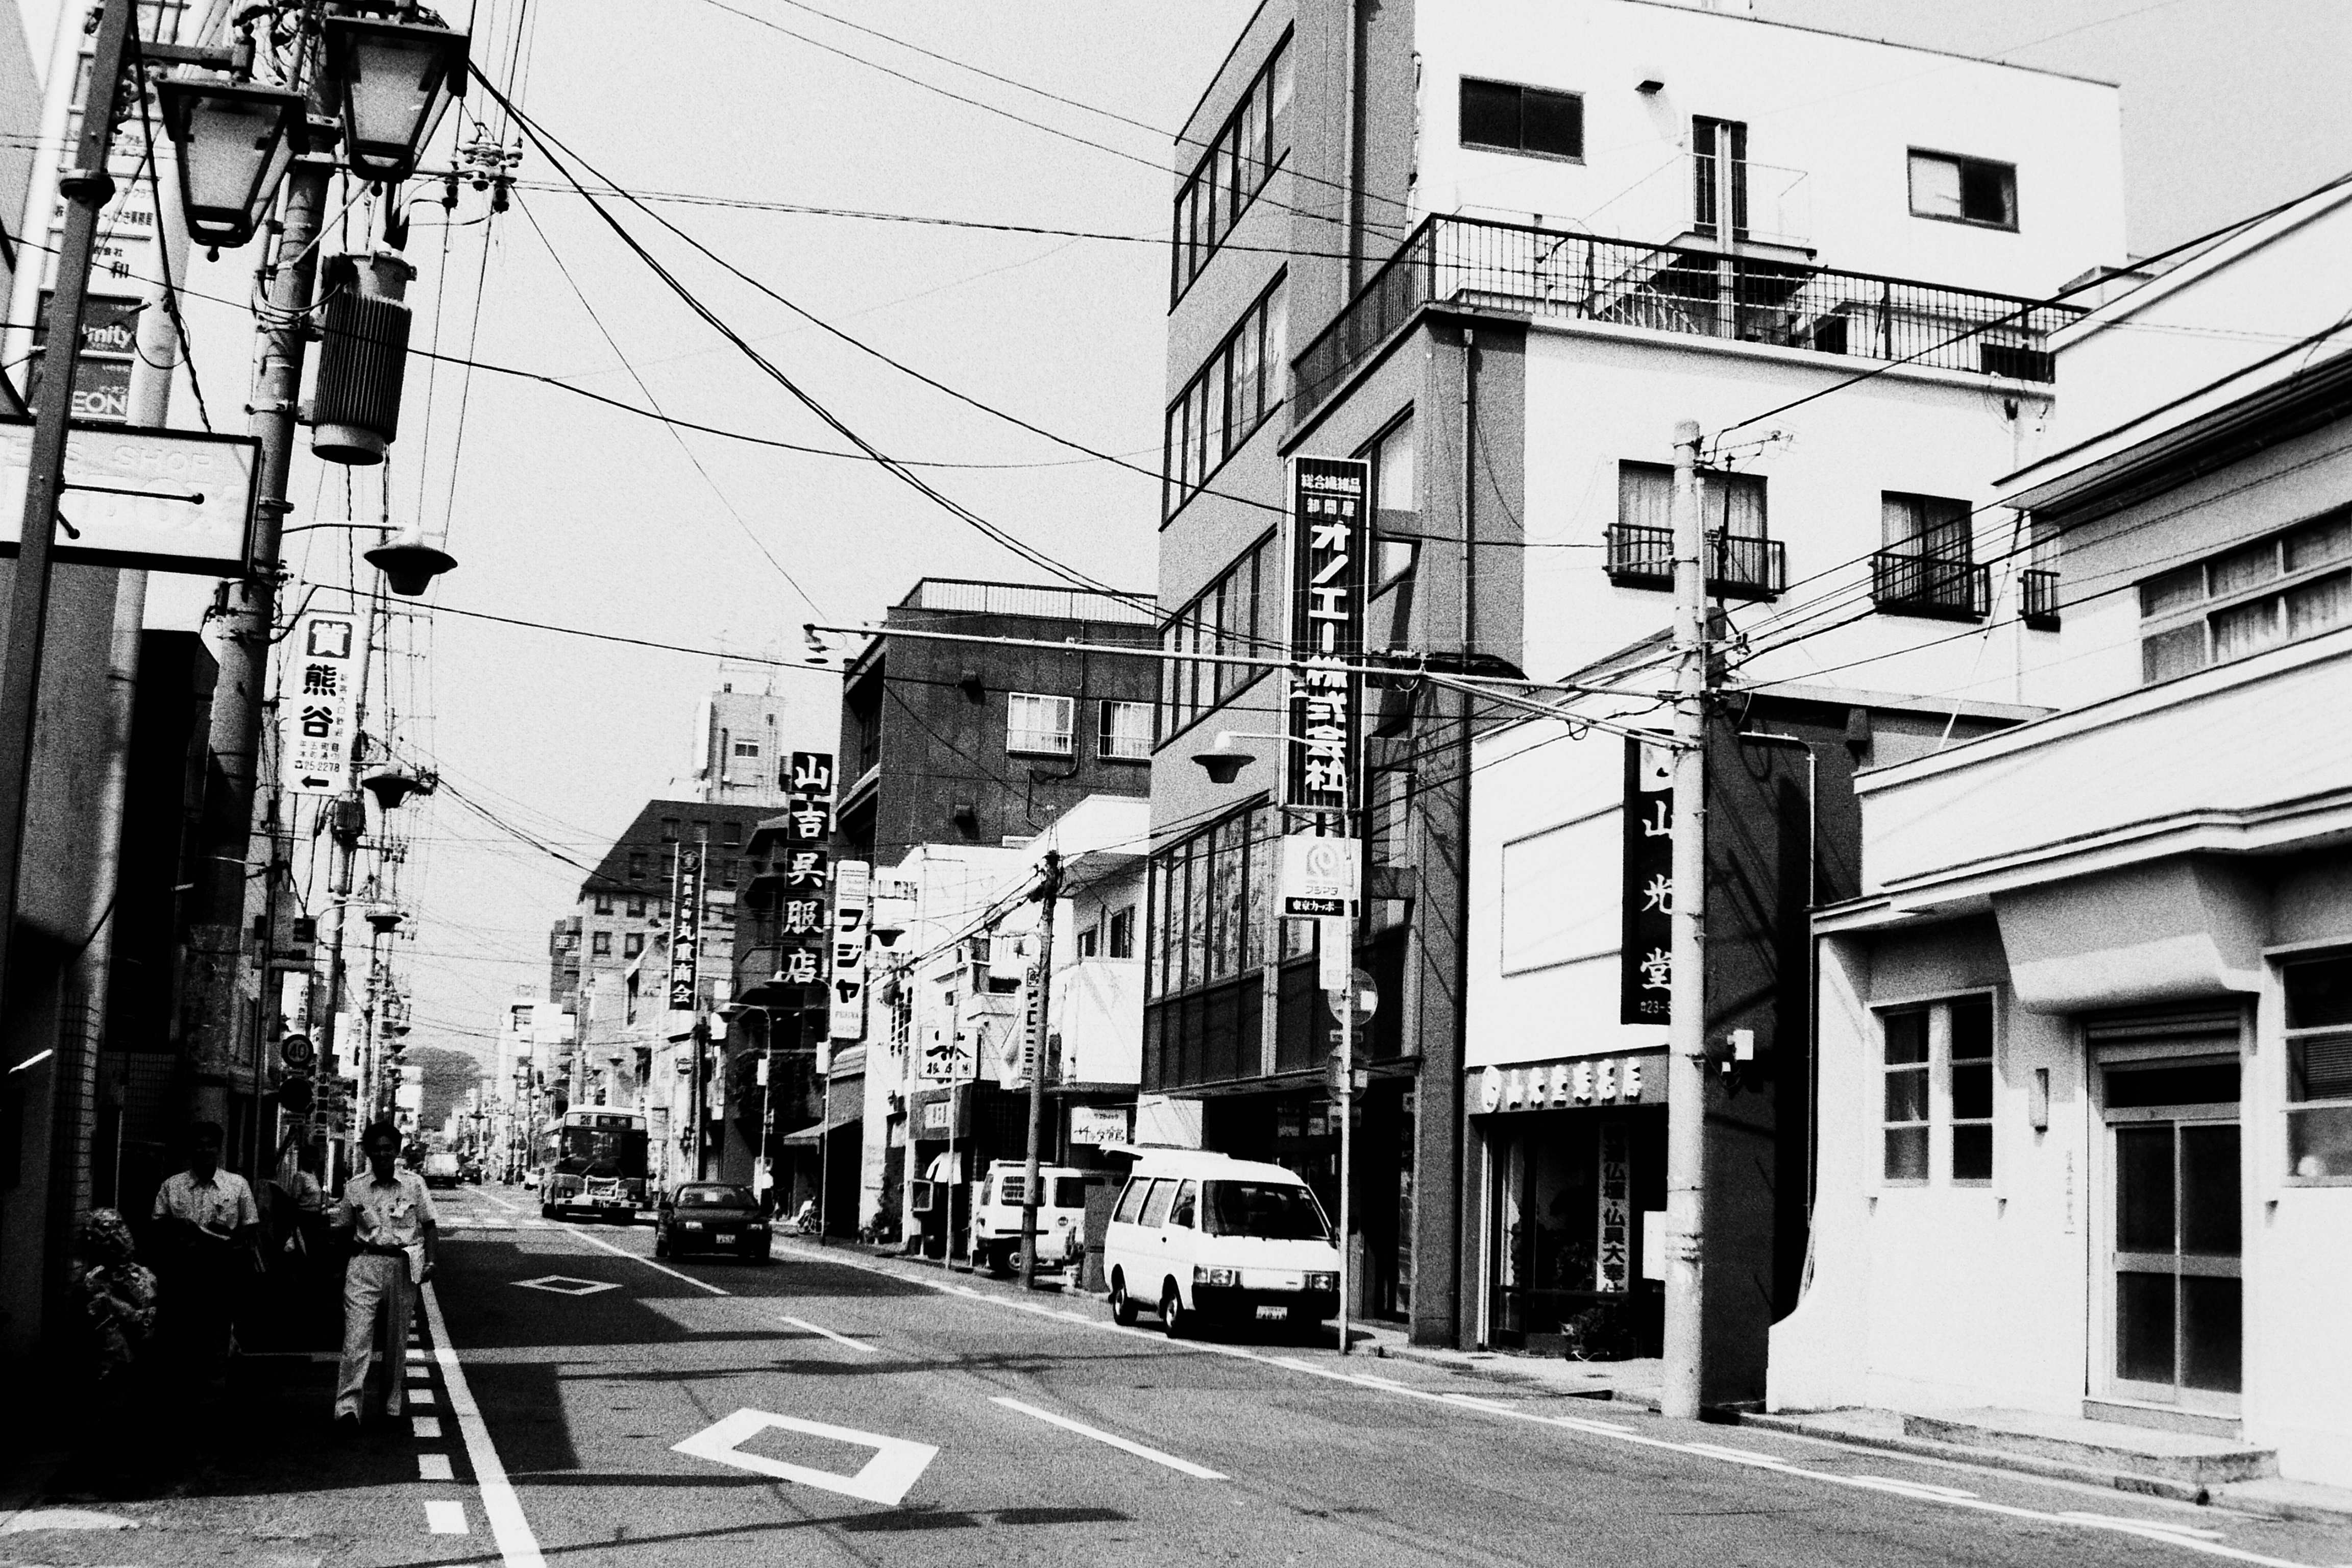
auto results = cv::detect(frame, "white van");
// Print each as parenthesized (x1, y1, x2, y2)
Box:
(970, 1161, 1092, 1276)
(1102, 1152, 1339, 1336)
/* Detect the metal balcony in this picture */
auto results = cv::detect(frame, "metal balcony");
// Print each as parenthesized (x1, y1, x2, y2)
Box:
(2022, 567, 2062, 630)
(1291, 214, 2077, 419)
(1872, 551, 1991, 621)
(1605, 523, 1786, 600)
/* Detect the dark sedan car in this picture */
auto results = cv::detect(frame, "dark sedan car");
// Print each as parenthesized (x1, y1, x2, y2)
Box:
(654, 1184, 772, 1262)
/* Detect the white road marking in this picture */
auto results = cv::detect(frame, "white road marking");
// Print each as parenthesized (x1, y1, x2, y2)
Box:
(412, 1416, 443, 1439)
(777, 1314, 879, 1355)
(409, 1389, 437, 1407)
(2064, 1513, 2230, 1542)
(418, 1454, 454, 1481)
(510, 1275, 619, 1297)
(559, 1223, 729, 1295)
(421, 1281, 545, 1568)
(991, 1397, 1227, 1480)
(673, 1409, 937, 1506)
(763, 1242, 2326, 1568)
(406, 1349, 429, 1363)
(423, 1500, 468, 1535)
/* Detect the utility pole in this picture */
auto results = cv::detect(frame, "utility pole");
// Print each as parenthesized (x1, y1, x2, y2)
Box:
(0, 0, 137, 1047)
(313, 587, 378, 1131)
(1018, 850, 1063, 1289)
(1661, 419, 1711, 1422)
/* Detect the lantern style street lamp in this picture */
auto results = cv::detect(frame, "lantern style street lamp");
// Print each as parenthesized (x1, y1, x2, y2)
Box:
(322, 12, 470, 184)
(155, 77, 308, 250)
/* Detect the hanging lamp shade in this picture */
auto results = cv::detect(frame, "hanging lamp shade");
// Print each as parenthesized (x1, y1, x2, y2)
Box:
(322, 13, 470, 184)
(363, 769, 422, 810)
(155, 77, 306, 248)
(365, 528, 455, 596)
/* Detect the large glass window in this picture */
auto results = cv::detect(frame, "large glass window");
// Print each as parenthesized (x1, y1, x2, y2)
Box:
(2286, 950, 2352, 1183)
(1883, 1010, 1930, 1182)
(1459, 77, 1583, 161)
(1163, 276, 1287, 519)
(1160, 531, 1280, 743)
(1171, 32, 1293, 300)
(1883, 996, 1997, 1184)
(1145, 803, 1274, 1000)
(2137, 509, 2351, 685)
(1007, 693, 1075, 756)
(1909, 149, 2018, 229)
(1099, 700, 1153, 761)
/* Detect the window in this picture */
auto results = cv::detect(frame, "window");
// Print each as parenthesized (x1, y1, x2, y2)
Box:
(1077, 928, 1099, 958)
(1007, 693, 1075, 756)
(1099, 700, 1152, 761)
(1693, 117, 1748, 240)
(1146, 803, 1273, 999)
(1163, 275, 1287, 518)
(1139, 1178, 1175, 1228)
(732, 740, 760, 758)
(623, 933, 645, 959)
(1875, 492, 1987, 620)
(1169, 1180, 1198, 1228)
(660, 817, 679, 843)
(1883, 492, 1972, 560)
(1108, 905, 1135, 960)
(1113, 1178, 1149, 1224)
(2285, 950, 2352, 1183)
(1160, 532, 1281, 742)
(723, 820, 742, 846)
(1883, 1010, 1930, 1182)
(593, 893, 613, 915)
(1883, 996, 1997, 1184)
(626, 896, 645, 918)
(591, 930, 612, 958)
(2136, 510, 2351, 685)
(1909, 150, 2017, 230)
(1172, 32, 1292, 299)
(1459, 77, 1583, 161)
(1609, 463, 1777, 596)
(627, 850, 647, 884)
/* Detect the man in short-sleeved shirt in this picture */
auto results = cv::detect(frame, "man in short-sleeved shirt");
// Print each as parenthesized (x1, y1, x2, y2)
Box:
(152, 1120, 260, 1385)
(330, 1121, 438, 1425)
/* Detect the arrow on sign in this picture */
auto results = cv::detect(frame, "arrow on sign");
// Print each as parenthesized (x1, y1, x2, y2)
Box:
(301, 775, 332, 790)
(673, 1409, 937, 1505)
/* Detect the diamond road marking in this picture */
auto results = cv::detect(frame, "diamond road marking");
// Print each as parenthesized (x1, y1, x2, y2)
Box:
(511, 1275, 620, 1296)
(672, 1409, 938, 1506)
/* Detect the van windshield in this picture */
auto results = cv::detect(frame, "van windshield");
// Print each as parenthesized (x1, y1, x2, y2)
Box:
(1202, 1181, 1329, 1240)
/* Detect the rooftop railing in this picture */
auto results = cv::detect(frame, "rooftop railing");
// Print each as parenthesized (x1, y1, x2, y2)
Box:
(1291, 214, 2079, 417)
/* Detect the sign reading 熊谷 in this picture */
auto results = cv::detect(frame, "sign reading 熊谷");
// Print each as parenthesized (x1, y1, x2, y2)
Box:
(1284, 456, 1369, 837)
(283, 614, 359, 796)
(1620, 737, 1675, 1025)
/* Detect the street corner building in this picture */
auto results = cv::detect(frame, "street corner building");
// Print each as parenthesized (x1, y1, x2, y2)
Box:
(1770, 184, 2352, 1488)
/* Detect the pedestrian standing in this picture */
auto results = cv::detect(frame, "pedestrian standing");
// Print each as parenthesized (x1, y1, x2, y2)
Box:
(151, 1120, 262, 1392)
(329, 1120, 438, 1430)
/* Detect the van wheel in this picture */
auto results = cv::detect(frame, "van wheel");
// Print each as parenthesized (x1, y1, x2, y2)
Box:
(653, 1231, 670, 1259)
(1109, 1272, 1137, 1326)
(540, 1203, 555, 1220)
(1160, 1282, 1186, 1339)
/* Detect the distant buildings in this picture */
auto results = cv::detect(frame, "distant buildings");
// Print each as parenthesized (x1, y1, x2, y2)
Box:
(677, 660, 794, 809)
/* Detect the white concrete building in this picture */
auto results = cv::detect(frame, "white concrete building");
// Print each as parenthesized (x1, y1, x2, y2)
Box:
(1769, 188, 2352, 1485)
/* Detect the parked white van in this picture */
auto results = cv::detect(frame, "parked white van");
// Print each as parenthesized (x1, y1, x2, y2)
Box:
(1102, 1152, 1339, 1336)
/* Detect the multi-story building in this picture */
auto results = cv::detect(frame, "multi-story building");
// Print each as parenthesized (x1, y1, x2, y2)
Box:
(555, 798, 771, 1110)
(835, 578, 1158, 866)
(677, 660, 794, 809)
(1773, 186, 2352, 1487)
(1146, 0, 2127, 1359)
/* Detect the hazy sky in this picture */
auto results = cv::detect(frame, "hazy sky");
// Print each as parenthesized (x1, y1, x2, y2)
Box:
(15, 0, 2349, 1071)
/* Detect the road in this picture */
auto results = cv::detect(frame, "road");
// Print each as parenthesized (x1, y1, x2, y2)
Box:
(361, 1184, 2346, 1568)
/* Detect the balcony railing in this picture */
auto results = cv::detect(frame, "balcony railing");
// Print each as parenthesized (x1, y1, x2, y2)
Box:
(1872, 550, 1991, 621)
(2022, 567, 2062, 630)
(1291, 214, 2077, 417)
(1605, 522, 1786, 600)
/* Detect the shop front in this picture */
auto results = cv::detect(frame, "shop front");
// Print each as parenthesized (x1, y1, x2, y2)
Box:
(1472, 1052, 1667, 1358)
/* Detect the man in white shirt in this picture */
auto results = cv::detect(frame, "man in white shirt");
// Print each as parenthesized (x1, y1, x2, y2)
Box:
(329, 1120, 438, 1428)
(152, 1120, 261, 1386)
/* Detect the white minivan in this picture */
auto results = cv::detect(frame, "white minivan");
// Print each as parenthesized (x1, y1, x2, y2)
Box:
(1102, 1152, 1339, 1336)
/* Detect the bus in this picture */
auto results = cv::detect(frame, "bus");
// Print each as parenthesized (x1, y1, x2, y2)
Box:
(540, 1108, 650, 1220)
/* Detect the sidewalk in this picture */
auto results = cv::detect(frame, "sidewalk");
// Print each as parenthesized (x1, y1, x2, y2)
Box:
(1352, 1323, 1665, 1409)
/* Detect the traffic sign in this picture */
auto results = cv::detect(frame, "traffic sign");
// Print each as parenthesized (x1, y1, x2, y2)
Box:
(1325, 968, 1379, 1030)
(279, 1032, 314, 1070)
(279, 1076, 313, 1114)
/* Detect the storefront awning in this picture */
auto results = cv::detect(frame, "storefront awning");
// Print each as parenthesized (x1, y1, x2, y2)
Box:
(779, 1107, 861, 1147)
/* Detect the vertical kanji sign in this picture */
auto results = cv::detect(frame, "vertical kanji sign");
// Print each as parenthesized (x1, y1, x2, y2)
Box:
(668, 846, 703, 1012)
(1284, 456, 1369, 835)
(284, 613, 359, 797)
(778, 751, 835, 995)
(1597, 1122, 1631, 1292)
(1620, 737, 1675, 1024)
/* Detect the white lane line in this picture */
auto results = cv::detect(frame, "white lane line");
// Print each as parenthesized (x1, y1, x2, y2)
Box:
(418, 1453, 454, 1481)
(765, 1242, 2322, 1568)
(412, 1416, 443, 1440)
(421, 1282, 545, 1568)
(558, 1223, 729, 1296)
(423, 1499, 469, 1535)
(991, 1398, 1226, 1481)
(777, 1314, 879, 1355)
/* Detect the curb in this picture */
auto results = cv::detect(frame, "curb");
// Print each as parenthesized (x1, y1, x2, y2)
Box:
(1368, 1341, 1658, 1409)
(1733, 1412, 2217, 1506)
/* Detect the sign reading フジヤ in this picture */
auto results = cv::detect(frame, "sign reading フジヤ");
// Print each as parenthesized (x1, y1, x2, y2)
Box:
(1284, 456, 1368, 836)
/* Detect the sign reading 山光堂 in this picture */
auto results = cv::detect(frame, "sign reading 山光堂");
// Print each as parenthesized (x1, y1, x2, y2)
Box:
(1620, 737, 1675, 1025)
(1285, 456, 1369, 834)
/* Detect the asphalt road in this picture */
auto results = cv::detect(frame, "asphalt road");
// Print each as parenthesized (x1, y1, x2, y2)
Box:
(330, 1184, 2344, 1568)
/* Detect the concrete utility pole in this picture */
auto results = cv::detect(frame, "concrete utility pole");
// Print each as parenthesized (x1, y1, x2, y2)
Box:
(0, 0, 137, 1044)
(1661, 419, 1711, 1422)
(313, 590, 378, 1128)
(1017, 850, 1063, 1289)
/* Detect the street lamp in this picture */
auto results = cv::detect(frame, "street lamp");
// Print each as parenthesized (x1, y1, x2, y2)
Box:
(364, 526, 456, 595)
(321, 11, 471, 184)
(155, 77, 308, 250)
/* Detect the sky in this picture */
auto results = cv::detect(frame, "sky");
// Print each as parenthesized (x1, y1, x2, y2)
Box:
(13, 0, 2352, 1074)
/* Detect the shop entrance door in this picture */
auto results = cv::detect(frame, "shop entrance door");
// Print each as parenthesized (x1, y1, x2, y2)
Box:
(2104, 1057, 2241, 1410)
